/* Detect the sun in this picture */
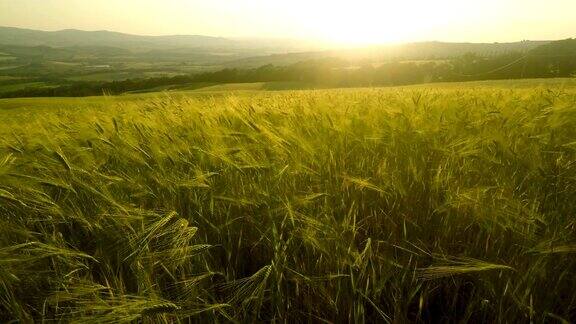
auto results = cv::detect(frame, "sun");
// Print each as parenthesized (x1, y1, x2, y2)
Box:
(320, 5, 410, 44)
(287, 0, 446, 45)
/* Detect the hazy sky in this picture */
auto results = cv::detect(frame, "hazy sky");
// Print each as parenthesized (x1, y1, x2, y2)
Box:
(1, 0, 575, 44)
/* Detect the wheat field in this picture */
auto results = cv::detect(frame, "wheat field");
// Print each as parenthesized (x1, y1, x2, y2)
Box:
(1, 85, 575, 322)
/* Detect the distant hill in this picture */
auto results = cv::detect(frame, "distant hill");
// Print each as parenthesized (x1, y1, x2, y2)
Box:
(0, 26, 332, 54)
(0, 26, 553, 58)
(0, 27, 333, 76)
(531, 38, 576, 56)
(0, 26, 238, 50)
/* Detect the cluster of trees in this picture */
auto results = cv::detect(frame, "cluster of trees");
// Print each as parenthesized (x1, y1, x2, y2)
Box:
(2, 39, 575, 98)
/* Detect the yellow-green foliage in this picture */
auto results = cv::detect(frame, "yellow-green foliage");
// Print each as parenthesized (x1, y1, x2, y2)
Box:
(0, 85, 575, 322)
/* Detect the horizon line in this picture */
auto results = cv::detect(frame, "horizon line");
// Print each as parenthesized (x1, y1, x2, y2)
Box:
(0, 24, 562, 46)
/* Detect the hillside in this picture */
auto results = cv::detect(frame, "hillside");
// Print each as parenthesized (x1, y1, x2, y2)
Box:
(532, 37, 576, 55)
(0, 27, 336, 83)
(0, 27, 572, 98)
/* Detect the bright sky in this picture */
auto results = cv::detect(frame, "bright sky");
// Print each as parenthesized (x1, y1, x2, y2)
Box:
(0, 0, 575, 44)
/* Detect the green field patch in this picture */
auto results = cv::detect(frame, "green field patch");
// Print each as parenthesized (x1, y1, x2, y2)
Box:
(406, 77, 576, 89)
(0, 76, 23, 81)
(49, 61, 83, 66)
(0, 82, 50, 93)
(142, 71, 188, 78)
(68, 72, 138, 82)
(190, 81, 313, 92)
(0, 65, 23, 70)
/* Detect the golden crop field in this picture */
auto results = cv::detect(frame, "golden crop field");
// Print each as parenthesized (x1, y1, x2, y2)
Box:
(1, 83, 575, 322)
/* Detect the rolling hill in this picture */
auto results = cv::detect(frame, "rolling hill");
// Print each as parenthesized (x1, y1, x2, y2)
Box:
(0, 26, 237, 50)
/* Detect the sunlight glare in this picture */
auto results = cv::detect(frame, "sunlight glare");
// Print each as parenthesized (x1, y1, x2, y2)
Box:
(288, 0, 463, 45)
